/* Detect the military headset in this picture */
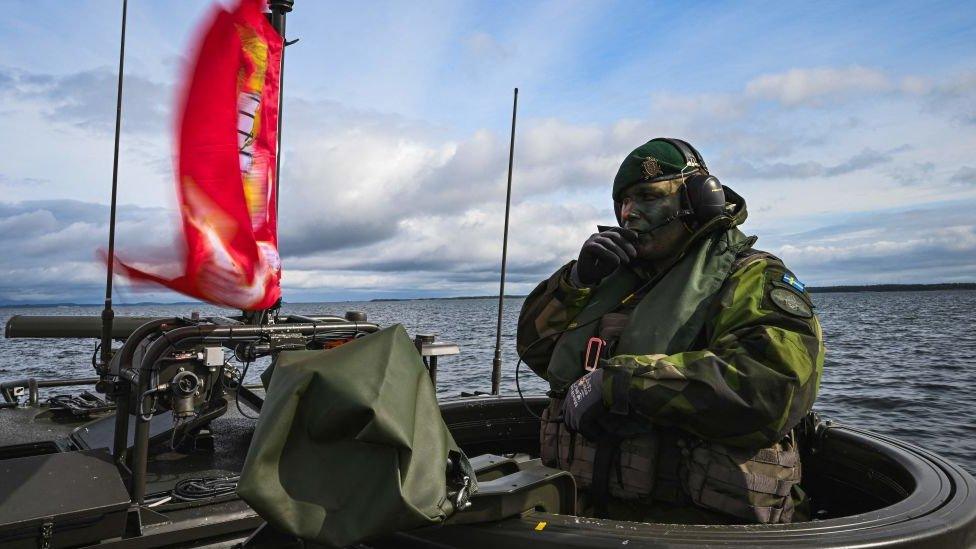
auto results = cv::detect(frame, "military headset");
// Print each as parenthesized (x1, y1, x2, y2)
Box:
(614, 138, 727, 228)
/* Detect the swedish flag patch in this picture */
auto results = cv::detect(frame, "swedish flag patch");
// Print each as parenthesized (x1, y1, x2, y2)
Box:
(782, 273, 806, 292)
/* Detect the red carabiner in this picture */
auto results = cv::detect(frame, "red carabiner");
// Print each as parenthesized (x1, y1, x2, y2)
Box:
(584, 337, 605, 371)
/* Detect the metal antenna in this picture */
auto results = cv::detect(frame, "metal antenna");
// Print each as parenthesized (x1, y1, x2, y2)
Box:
(268, 0, 292, 218)
(491, 88, 518, 395)
(247, 0, 294, 327)
(98, 0, 128, 372)
(243, 0, 292, 326)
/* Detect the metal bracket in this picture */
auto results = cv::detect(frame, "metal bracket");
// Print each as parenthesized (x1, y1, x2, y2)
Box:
(413, 334, 460, 389)
(124, 505, 171, 538)
(448, 457, 577, 524)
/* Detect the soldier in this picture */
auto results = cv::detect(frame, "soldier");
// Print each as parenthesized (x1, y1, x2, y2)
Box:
(517, 138, 824, 524)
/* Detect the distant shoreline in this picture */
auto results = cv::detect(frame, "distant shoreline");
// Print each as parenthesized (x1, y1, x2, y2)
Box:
(367, 283, 976, 301)
(805, 283, 976, 293)
(2, 283, 974, 308)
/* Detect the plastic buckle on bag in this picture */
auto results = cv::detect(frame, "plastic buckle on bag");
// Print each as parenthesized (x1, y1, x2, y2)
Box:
(584, 337, 605, 372)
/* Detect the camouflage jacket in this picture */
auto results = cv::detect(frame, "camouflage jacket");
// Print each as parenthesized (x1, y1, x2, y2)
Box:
(517, 243, 824, 449)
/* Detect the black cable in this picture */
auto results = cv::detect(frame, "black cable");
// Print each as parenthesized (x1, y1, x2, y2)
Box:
(172, 475, 240, 502)
(91, 343, 101, 372)
(229, 333, 271, 420)
(170, 417, 190, 451)
(514, 355, 539, 419)
(48, 392, 113, 412)
(138, 370, 160, 421)
(139, 389, 157, 422)
(234, 358, 259, 420)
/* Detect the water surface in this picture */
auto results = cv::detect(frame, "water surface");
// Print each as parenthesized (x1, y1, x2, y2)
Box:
(1, 290, 973, 473)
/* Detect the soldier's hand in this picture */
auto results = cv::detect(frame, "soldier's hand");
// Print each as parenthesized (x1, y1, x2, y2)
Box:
(562, 369, 607, 441)
(574, 227, 638, 285)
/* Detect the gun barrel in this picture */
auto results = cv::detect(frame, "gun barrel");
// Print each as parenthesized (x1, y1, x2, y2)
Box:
(4, 315, 165, 339)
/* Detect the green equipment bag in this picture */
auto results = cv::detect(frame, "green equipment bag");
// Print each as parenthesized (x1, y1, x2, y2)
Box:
(238, 324, 476, 547)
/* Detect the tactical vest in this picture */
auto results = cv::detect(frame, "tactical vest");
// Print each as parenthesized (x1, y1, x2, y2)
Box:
(539, 222, 801, 524)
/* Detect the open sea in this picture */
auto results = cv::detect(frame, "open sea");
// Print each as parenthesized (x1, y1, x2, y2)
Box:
(1, 290, 974, 474)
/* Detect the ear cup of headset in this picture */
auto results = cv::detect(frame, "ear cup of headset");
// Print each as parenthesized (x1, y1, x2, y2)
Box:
(684, 174, 726, 224)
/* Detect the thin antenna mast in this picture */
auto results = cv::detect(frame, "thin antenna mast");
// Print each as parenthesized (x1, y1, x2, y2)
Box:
(98, 0, 128, 372)
(268, 0, 292, 216)
(491, 88, 518, 395)
(244, 0, 291, 326)
(247, 0, 293, 326)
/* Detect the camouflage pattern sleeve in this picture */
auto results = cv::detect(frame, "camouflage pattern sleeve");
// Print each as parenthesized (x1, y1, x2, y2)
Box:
(517, 261, 595, 379)
(603, 258, 825, 448)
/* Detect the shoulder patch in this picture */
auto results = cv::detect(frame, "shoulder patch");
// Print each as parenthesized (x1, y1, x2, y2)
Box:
(769, 287, 813, 318)
(781, 273, 805, 292)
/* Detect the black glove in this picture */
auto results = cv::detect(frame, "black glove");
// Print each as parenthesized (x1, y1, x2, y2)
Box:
(574, 227, 638, 285)
(562, 369, 607, 441)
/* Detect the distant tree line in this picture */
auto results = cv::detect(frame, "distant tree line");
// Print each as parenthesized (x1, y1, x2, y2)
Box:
(366, 283, 976, 301)
(806, 283, 976, 293)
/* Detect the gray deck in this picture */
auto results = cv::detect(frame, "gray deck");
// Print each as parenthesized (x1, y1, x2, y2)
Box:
(0, 388, 262, 496)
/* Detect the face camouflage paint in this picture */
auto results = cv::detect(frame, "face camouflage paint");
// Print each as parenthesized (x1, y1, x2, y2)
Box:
(618, 180, 689, 260)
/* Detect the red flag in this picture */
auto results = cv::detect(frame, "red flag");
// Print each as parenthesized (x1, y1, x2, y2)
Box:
(117, 0, 283, 310)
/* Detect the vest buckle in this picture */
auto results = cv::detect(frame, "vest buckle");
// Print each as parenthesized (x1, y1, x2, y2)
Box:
(584, 337, 605, 371)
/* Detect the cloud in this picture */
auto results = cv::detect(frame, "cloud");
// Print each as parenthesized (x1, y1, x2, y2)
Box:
(722, 147, 898, 180)
(273, 104, 626, 262)
(745, 66, 895, 107)
(0, 66, 170, 134)
(924, 70, 976, 125)
(653, 66, 955, 122)
(650, 92, 747, 121)
(779, 229, 976, 285)
(950, 166, 976, 186)
(5, 76, 974, 304)
(0, 200, 180, 303)
(883, 161, 936, 187)
(3, 45, 976, 305)
(765, 202, 976, 285)
(463, 32, 514, 63)
(655, 65, 923, 123)
(0, 173, 49, 188)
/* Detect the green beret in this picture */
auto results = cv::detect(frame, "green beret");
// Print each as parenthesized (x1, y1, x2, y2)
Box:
(612, 138, 691, 200)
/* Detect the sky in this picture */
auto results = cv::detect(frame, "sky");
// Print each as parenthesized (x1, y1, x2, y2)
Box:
(0, 0, 974, 305)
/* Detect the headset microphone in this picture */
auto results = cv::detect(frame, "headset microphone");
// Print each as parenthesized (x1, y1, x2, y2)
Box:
(605, 205, 695, 241)
(640, 208, 694, 234)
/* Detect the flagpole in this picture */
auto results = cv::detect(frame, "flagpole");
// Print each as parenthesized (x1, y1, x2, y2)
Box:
(269, 0, 291, 217)
(99, 0, 128, 372)
(255, 0, 293, 326)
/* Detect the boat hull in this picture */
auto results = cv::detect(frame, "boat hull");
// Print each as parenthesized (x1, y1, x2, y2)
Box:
(0, 393, 973, 548)
(382, 396, 976, 548)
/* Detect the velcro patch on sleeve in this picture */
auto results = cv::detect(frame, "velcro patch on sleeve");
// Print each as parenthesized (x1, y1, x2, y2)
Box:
(781, 273, 806, 292)
(769, 287, 814, 318)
